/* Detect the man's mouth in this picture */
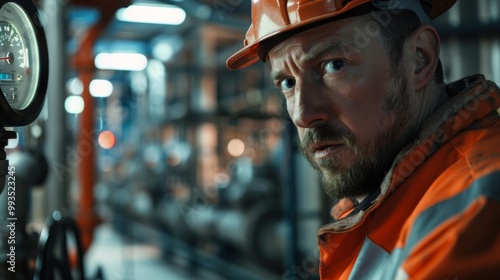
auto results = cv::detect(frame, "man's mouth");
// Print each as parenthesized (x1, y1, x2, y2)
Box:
(311, 142, 344, 159)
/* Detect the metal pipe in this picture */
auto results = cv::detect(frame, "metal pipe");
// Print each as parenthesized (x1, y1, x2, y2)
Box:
(42, 0, 69, 218)
(72, 0, 130, 252)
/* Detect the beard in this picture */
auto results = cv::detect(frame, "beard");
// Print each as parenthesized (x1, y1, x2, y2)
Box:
(299, 76, 416, 200)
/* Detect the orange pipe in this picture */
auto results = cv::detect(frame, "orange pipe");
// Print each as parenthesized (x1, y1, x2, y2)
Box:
(72, 1, 129, 252)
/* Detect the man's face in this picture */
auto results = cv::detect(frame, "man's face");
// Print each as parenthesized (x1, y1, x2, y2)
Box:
(269, 16, 417, 199)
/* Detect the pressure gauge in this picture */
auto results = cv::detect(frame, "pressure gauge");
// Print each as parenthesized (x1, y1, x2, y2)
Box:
(0, 0, 48, 126)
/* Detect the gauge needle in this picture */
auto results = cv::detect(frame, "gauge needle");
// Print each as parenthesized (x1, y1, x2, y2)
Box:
(0, 53, 14, 63)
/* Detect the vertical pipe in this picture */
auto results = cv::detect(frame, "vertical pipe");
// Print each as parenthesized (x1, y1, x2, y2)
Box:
(76, 68, 97, 252)
(72, 29, 100, 253)
(72, 0, 130, 252)
(42, 0, 69, 216)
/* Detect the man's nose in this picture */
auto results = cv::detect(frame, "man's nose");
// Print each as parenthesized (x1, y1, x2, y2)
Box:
(290, 80, 330, 128)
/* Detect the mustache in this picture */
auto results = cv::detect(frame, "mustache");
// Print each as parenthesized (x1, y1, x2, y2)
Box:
(299, 123, 355, 154)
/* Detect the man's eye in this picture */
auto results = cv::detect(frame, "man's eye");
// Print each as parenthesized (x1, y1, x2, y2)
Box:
(280, 78, 296, 92)
(324, 59, 345, 74)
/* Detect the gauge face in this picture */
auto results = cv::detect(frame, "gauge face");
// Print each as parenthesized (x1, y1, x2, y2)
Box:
(0, 2, 39, 111)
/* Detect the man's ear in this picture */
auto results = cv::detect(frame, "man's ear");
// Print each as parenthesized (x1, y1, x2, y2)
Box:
(410, 24, 440, 91)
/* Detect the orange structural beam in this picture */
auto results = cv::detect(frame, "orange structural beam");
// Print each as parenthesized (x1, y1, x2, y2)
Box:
(72, 0, 130, 252)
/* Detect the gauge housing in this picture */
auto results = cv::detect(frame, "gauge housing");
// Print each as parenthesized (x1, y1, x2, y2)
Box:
(0, 0, 48, 126)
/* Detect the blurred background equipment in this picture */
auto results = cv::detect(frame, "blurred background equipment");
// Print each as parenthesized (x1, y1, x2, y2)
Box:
(1, 0, 499, 280)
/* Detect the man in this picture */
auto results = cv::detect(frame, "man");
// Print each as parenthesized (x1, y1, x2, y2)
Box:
(227, 0, 500, 279)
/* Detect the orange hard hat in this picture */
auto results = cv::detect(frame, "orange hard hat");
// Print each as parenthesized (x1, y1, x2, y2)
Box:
(226, 0, 457, 70)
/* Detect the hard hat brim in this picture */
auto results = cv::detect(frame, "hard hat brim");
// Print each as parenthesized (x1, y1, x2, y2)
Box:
(226, 0, 456, 70)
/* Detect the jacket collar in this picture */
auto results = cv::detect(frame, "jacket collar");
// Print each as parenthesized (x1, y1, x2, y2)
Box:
(320, 74, 500, 234)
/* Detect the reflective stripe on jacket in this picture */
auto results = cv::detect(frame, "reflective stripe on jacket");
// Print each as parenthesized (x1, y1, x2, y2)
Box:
(318, 74, 500, 279)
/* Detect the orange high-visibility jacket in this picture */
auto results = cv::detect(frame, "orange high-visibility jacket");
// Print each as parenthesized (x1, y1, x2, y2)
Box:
(318, 75, 500, 279)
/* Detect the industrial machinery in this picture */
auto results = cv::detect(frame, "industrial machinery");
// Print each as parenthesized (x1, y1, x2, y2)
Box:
(104, 145, 289, 279)
(0, 0, 51, 279)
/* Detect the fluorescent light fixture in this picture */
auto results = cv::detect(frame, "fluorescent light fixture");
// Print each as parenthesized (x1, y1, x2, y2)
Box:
(66, 77, 83, 95)
(95, 52, 147, 71)
(90, 79, 114, 98)
(116, 4, 186, 25)
(65, 96, 85, 114)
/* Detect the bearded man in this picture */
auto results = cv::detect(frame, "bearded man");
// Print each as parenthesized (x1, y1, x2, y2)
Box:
(227, 0, 500, 278)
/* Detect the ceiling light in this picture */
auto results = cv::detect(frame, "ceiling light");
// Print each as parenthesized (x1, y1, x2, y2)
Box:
(90, 79, 113, 98)
(65, 96, 84, 114)
(66, 77, 83, 95)
(116, 4, 186, 25)
(95, 52, 147, 71)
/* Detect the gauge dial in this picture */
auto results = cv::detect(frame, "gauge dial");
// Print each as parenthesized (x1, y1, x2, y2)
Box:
(0, 2, 39, 111)
(0, 0, 47, 127)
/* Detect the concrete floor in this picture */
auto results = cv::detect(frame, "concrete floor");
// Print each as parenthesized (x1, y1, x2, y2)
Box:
(84, 224, 225, 280)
